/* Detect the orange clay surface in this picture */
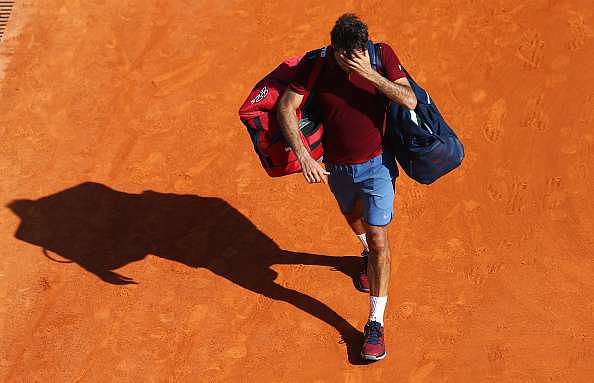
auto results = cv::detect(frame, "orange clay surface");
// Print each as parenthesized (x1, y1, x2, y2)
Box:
(1, 1, 593, 382)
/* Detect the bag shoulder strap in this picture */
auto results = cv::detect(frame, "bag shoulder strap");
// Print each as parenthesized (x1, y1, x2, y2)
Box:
(368, 41, 383, 74)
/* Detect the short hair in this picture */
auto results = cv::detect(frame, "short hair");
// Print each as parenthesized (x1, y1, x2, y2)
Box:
(330, 13, 369, 54)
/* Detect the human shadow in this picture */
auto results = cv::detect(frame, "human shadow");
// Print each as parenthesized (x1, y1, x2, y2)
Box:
(7, 182, 369, 363)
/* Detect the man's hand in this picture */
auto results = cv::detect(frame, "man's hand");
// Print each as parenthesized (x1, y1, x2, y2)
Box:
(299, 154, 330, 184)
(336, 49, 374, 80)
(278, 88, 330, 185)
(335, 48, 417, 109)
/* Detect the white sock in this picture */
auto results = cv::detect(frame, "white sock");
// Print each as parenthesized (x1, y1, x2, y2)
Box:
(369, 296, 387, 325)
(357, 233, 369, 253)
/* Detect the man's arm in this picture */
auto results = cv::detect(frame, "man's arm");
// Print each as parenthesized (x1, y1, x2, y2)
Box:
(277, 88, 329, 184)
(337, 50, 417, 110)
(367, 74, 417, 110)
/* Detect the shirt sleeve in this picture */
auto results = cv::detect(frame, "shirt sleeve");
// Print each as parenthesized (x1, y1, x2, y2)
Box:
(288, 52, 318, 95)
(378, 43, 406, 81)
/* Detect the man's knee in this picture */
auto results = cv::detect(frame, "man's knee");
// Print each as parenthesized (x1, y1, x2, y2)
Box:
(369, 240, 388, 256)
(366, 227, 389, 255)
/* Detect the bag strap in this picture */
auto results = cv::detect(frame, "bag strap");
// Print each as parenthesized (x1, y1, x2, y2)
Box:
(368, 40, 383, 73)
(368, 40, 390, 114)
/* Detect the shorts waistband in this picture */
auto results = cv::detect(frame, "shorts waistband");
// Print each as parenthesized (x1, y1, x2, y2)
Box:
(325, 151, 389, 171)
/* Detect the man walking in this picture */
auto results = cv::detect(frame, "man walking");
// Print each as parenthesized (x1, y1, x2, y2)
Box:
(277, 14, 417, 361)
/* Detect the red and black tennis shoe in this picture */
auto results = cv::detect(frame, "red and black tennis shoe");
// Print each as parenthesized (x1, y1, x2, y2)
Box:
(361, 320, 386, 361)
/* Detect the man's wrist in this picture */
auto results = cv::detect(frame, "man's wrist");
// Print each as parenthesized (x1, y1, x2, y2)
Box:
(295, 148, 310, 162)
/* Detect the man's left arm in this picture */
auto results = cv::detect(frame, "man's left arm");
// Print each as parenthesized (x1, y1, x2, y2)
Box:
(337, 50, 417, 110)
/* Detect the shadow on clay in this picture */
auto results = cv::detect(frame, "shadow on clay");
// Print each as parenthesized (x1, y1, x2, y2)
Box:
(7, 182, 370, 364)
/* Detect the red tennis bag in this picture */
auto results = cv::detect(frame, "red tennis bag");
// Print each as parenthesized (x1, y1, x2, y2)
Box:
(238, 48, 327, 177)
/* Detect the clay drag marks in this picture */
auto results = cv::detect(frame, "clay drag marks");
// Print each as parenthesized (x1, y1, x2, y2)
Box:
(1, 0, 594, 382)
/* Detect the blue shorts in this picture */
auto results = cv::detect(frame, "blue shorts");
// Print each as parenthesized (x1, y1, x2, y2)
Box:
(325, 151, 397, 227)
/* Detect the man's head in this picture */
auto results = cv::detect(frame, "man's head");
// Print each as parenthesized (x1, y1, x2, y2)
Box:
(330, 13, 368, 58)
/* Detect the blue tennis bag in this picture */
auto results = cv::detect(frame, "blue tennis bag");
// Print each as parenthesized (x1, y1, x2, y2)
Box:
(369, 42, 464, 185)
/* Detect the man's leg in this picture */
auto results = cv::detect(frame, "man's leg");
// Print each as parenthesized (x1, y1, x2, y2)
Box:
(365, 224, 390, 298)
(358, 153, 396, 361)
(360, 153, 396, 300)
(359, 221, 391, 361)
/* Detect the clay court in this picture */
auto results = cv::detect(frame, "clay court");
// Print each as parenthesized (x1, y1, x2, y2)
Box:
(1, 0, 593, 381)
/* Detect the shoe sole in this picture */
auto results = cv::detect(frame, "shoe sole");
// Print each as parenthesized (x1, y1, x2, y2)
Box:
(357, 283, 370, 293)
(361, 351, 387, 361)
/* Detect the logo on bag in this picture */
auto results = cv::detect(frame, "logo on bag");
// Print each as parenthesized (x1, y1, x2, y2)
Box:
(250, 86, 269, 104)
(320, 47, 327, 58)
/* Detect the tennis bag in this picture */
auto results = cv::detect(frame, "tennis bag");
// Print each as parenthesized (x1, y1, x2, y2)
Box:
(238, 48, 327, 177)
(369, 42, 464, 184)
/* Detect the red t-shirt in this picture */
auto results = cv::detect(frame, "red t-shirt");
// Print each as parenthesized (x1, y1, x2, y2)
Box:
(289, 42, 406, 164)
